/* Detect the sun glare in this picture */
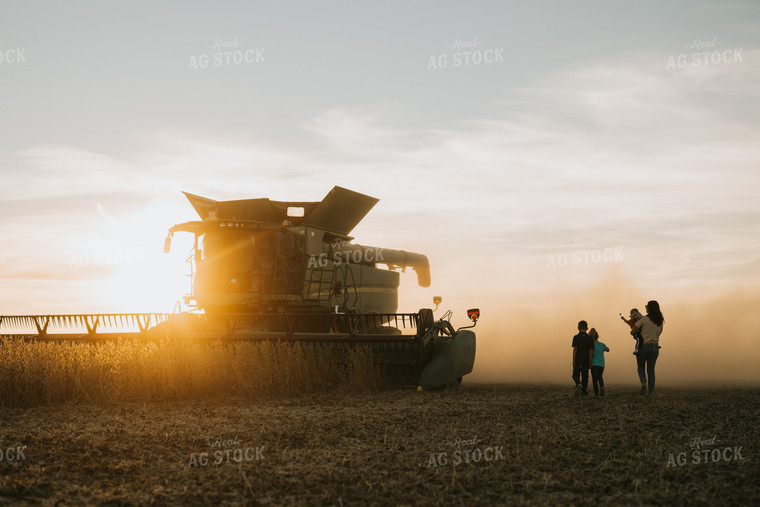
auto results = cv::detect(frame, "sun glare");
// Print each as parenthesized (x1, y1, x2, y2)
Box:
(104, 246, 190, 313)
(91, 203, 194, 314)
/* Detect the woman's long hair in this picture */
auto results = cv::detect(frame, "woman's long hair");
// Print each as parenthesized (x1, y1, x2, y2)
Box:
(646, 300, 664, 326)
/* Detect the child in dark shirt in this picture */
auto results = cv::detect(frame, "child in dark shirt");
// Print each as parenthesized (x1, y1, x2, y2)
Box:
(620, 308, 643, 355)
(571, 320, 594, 397)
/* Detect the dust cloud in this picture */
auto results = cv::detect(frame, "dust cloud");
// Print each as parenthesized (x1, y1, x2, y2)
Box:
(466, 272, 760, 387)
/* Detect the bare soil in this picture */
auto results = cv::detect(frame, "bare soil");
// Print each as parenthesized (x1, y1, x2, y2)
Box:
(1, 384, 758, 505)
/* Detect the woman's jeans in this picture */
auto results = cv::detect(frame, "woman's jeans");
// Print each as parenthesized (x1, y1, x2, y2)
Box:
(637, 343, 660, 392)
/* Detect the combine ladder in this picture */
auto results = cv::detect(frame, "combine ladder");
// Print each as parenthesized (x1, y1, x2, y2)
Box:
(303, 264, 358, 310)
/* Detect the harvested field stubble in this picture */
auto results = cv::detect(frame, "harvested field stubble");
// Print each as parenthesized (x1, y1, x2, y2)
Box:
(0, 383, 757, 505)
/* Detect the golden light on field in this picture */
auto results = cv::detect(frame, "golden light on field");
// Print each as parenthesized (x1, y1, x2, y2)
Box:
(1, 2, 758, 391)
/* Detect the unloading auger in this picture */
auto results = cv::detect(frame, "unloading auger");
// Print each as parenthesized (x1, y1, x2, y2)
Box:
(0, 186, 478, 389)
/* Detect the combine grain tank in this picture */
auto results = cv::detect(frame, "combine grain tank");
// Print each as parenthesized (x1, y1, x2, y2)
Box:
(1, 186, 478, 389)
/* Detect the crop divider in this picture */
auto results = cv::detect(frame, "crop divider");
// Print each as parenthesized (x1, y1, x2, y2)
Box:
(35, 316, 50, 336)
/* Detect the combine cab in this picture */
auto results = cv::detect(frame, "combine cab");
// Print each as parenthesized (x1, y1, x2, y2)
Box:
(1, 186, 478, 390)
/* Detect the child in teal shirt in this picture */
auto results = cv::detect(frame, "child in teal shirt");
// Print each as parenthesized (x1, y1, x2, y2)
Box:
(589, 328, 610, 397)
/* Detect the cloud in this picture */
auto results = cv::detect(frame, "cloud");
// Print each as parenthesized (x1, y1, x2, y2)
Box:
(2, 51, 758, 313)
(5, 146, 136, 200)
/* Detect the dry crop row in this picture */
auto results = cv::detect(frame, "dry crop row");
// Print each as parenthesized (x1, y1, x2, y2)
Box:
(0, 338, 381, 406)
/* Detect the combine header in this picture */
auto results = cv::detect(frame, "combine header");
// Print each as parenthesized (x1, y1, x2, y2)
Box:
(1, 186, 478, 390)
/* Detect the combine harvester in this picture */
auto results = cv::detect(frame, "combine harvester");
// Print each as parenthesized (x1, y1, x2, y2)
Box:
(1, 187, 478, 390)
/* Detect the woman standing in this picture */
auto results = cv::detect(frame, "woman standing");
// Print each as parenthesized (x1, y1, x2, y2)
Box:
(633, 300, 664, 395)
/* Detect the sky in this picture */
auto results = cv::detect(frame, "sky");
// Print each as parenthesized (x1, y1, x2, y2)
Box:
(1, 1, 758, 384)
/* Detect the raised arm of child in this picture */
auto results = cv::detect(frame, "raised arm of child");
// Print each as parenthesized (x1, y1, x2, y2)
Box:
(620, 315, 636, 329)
